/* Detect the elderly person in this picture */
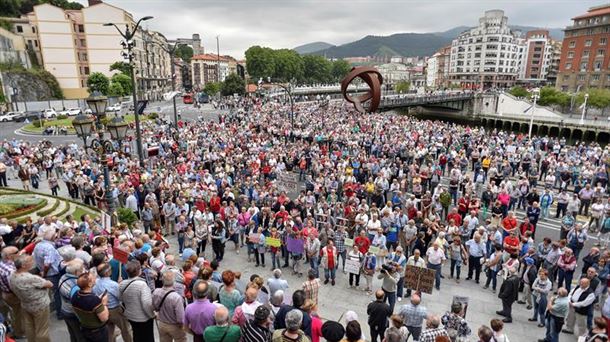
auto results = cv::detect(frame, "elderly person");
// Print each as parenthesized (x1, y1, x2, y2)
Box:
(496, 267, 519, 323)
(119, 260, 155, 342)
(10, 254, 54, 342)
(241, 305, 273, 342)
(32, 228, 63, 319)
(152, 271, 186, 342)
(272, 309, 311, 342)
(184, 281, 217, 342)
(71, 270, 109, 341)
(399, 294, 427, 342)
(268, 269, 289, 297)
(426, 241, 445, 291)
(93, 262, 132, 342)
(204, 306, 241, 342)
(419, 315, 449, 342)
(58, 259, 86, 342)
(0, 246, 24, 338)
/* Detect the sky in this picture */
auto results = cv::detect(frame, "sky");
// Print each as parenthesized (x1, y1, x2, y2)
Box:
(80, 0, 601, 58)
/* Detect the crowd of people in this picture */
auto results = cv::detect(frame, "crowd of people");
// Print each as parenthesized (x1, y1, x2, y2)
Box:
(0, 97, 608, 342)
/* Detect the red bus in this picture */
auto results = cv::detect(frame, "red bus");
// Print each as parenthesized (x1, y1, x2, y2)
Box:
(182, 93, 194, 104)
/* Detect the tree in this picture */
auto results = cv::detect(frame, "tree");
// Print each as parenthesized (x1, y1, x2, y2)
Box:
(87, 72, 109, 95)
(107, 82, 124, 97)
(221, 74, 245, 96)
(272, 49, 304, 82)
(204, 82, 221, 96)
(245, 46, 276, 82)
(509, 86, 528, 98)
(537, 86, 570, 109)
(109, 61, 132, 75)
(111, 73, 132, 95)
(395, 81, 410, 93)
(331, 59, 351, 82)
(575, 89, 610, 115)
(302, 55, 332, 84)
(175, 45, 194, 63)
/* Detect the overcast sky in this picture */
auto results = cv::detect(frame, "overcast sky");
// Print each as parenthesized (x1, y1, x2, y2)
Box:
(84, 0, 600, 58)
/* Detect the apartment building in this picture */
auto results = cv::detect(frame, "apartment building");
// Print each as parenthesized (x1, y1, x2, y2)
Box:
(517, 30, 562, 85)
(191, 54, 229, 89)
(0, 27, 31, 68)
(426, 45, 451, 89)
(556, 4, 610, 92)
(448, 10, 524, 90)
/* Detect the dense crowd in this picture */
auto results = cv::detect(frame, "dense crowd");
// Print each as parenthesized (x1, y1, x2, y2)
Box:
(0, 97, 608, 342)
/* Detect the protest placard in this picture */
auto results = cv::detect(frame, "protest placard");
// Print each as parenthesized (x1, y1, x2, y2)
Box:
(404, 265, 436, 294)
(344, 238, 354, 247)
(286, 236, 304, 254)
(266, 237, 281, 248)
(112, 247, 129, 264)
(345, 259, 361, 274)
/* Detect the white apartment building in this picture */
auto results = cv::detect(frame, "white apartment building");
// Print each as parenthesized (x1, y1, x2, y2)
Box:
(449, 10, 524, 90)
(8, 1, 171, 99)
(426, 55, 438, 88)
(376, 63, 410, 85)
(191, 54, 229, 89)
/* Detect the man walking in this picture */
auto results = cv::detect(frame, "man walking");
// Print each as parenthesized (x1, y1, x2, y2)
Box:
(367, 290, 392, 342)
(496, 267, 519, 323)
(465, 233, 486, 284)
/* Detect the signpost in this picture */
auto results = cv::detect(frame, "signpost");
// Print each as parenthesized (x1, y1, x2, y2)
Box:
(404, 265, 436, 294)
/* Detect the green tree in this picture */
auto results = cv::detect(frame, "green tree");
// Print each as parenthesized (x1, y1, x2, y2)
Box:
(0, 0, 21, 17)
(204, 82, 221, 96)
(576, 89, 610, 115)
(175, 45, 194, 63)
(331, 59, 351, 82)
(537, 86, 570, 109)
(302, 55, 332, 84)
(509, 86, 528, 98)
(221, 74, 245, 96)
(111, 73, 132, 95)
(0, 19, 12, 31)
(86, 72, 109, 95)
(245, 46, 276, 82)
(107, 82, 124, 97)
(272, 49, 304, 82)
(395, 81, 411, 93)
(109, 61, 132, 75)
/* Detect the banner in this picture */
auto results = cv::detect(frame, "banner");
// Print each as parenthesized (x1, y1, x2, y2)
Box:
(286, 236, 304, 255)
(112, 247, 129, 264)
(404, 265, 436, 294)
(345, 259, 361, 275)
(344, 238, 354, 247)
(266, 237, 281, 248)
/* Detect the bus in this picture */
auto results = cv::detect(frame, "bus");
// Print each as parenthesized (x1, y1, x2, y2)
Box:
(182, 93, 194, 104)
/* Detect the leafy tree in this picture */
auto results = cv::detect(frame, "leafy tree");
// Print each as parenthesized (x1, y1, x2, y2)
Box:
(0, 0, 21, 17)
(109, 61, 132, 75)
(395, 81, 411, 93)
(204, 82, 221, 96)
(273, 49, 304, 82)
(86, 72, 109, 95)
(117, 207, 138, 227)
(509, 86, 528, 98)
(575, 89, 610, 115)
(0, 19, 12, 31)
(175, 45, 194, 63)
(537, 86, 570, 108)
(245, 46, 276, 82)
(107, 82, 124, 97)
(302, 55, 332, 84)
(111, 73, 132, 95)
(221, 74, 245, 96)
(331, 59, 351, 82)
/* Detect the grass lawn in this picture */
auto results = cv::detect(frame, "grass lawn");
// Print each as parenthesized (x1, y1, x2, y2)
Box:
(22, 114, 148, 134)
(70, 206, 99, 221)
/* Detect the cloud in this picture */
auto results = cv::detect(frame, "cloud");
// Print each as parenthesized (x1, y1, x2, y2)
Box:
(92, 0, 599, 58)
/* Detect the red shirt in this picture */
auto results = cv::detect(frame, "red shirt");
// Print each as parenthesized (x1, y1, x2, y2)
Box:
(447, 213, 462, 226)
(354, 236, 371, 254)
(519, 222, 535, 236)
(502, 217, 518, 231)
(458, 198, 469, 213)
(504, 236, 519, 254)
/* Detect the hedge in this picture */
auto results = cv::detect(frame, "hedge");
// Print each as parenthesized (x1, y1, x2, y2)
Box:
(37, 198, 61, 217)
(0, 199, 48, 220)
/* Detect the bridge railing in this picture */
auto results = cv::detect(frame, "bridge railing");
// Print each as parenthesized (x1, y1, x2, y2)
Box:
(379, 94, 474, 108)
(480, 113, 610, 129)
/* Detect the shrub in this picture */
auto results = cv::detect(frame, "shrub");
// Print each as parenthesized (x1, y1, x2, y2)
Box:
(117, 207, 138, 227)
(32, 120, 43, 128)
(57, 114, 68, 120)
(148, 112, 159, 119)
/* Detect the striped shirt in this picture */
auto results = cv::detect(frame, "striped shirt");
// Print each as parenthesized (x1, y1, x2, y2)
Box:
(241, 319, 271, 342)
(119, 278, 155, 322)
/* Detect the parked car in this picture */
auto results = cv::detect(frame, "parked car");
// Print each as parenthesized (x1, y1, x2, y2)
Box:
(0, 111, 24, 122)
(59, 108, 82, 116)
(84, 108, 93, 114)
(14, 111, 41, 122)
(106, 103, 121, 112)
(42, 109, 57, 119)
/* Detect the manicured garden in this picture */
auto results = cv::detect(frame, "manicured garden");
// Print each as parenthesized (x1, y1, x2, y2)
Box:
(20, 113, 152, 134)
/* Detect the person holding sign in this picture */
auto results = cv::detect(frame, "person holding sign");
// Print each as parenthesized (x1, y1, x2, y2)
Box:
(346, 245, 363, 289)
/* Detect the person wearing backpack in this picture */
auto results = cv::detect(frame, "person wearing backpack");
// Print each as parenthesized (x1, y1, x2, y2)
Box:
(119, 260, 155, 342)
(152, 271, 186, 342)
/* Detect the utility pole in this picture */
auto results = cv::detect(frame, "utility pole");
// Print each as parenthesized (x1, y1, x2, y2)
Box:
(216, 35, 220, 83)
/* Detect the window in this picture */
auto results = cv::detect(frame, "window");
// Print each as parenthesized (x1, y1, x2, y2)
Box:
(601, 37, 608, 45)
(565, 63, 572, 70)
(569, 41, 576, 48)
(568, 51, 575, 58)
(580, 62, 588, 71)
(583, 50, 590, 58)
(80, 39, 86, 47)
(34, 40, 38, 47)
(598, 49, 605, 57)
(32, 26, 36, 33)
(84, 67, 89, 75)
(16, 25, 23, 33)
(563, 75, 570, 81)
(577, 74, 585, 81)
(607, 74, 610, 82)
(78, 25, 84, 33)
(585, 40, 592, 47)
(595, 61, 602, 71)
(592, 74, 600, 81)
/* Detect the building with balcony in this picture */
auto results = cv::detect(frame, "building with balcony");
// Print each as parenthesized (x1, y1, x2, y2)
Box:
(376, 62, 410, 85)
(191, 53, 229, 89)
(556, 4, 610, 92)
(448, 10, 524, 90)
(0, 27, 31, 68)
(517, 30, 562, 85)
(426, 45, 451, 89)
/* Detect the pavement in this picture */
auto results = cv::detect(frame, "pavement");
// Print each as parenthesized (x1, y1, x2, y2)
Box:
(2, 102, 583, 341)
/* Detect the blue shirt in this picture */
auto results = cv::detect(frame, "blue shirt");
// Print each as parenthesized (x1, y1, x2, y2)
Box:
(110, 259, 128, 282)
(93, 276, 121, 309)
(33, 240, 62, 277)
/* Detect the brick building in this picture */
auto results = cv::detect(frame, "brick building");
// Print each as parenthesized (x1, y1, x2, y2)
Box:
(556, 4, 610, 92)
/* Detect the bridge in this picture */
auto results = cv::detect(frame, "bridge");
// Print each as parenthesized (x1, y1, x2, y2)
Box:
(378, 93, 474, 110)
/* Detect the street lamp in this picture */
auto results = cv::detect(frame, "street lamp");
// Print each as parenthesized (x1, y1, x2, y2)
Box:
(149, 40, 184, 126)
(103, 15, 153, 168)
(580, 93, 589, 125)
(528, 88, 540, 139)
(259, 77, 295, 129)
(72, 113, 128, 221)
(86, 91, 108, 130)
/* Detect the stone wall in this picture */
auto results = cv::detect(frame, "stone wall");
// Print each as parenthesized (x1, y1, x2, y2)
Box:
(1, 71, 55, 102)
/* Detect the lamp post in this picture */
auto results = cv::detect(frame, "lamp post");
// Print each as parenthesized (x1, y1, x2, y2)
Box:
(72, 113, 128, 220)
(528, 88, 540, 139)
(148, 41, 184, 126)
(580, 93, 589, 125)
(85, 91, 108, 131)
(103, 15, 153, 168)
(570, 84, 583, 112)
(259, 77, 295, 129)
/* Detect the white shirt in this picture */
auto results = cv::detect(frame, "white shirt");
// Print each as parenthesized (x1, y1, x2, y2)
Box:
(569, 286, 596, 308)
(426, 247, 446, 265)
(126, 194, 138, 212)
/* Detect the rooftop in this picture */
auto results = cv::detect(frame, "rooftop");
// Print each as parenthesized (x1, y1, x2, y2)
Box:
(192, 53, 230, 62)
(572, 4, 610, 20)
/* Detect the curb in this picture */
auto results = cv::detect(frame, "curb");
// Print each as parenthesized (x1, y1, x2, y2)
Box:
(16, 128, 77, 137)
